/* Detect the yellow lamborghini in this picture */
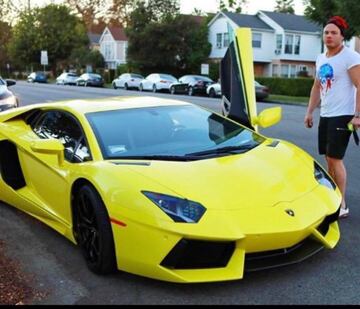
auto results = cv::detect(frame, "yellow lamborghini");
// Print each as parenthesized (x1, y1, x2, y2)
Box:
(0, 29, 341, 283)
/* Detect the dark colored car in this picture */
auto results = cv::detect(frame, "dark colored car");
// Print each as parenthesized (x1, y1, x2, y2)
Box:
(170, 75, 215, 96)
(76, 73, 104, 87)
(255, 81, 270, 101)
(0, 77, 19, 112)
(27, 72, 47, 83)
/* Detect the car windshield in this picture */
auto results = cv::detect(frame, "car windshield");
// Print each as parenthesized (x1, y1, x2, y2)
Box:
(159, 74, 177, 81)
(88, 74, 101, 78)
(194, 76, 213, 82)
(86, 105, 265, 161)
(68, 73, 78, 77)
(131, 74, 143, 79)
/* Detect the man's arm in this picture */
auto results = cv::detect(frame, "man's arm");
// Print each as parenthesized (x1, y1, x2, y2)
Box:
(304, 79, 321, 128)
(348, 65, 360, 129)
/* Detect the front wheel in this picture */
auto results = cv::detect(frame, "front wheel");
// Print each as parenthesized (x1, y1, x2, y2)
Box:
(112, 83, 117, 89)
(139, 84, 143, 92)
(209, 88, 216, 98)
(188, 86, 194, 96)
(124, 83, 128, 90)
(73, 184, 116, 275)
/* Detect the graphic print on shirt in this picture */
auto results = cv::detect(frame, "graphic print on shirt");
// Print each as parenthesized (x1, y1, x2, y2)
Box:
(318, 63, 335, 96)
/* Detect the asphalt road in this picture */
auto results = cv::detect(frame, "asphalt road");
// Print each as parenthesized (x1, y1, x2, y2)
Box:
(1, 81, 359, 305)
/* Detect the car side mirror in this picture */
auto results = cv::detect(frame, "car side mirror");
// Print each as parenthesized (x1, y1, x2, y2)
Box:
(30, 139, 65, 165)
(255, 107, 282, 128)
(6, 79, 16, 87)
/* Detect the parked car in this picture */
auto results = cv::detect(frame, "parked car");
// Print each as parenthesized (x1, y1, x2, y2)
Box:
(112, 73, 144, 90)
(139, 73, 178, 92)
(206, 81, 270, 101)
(76, 73, 104, 87)
(0, 77, 19, 112)
(56, 72, 79, 85)
(206, 82, 221, 98)
(170, 75, 215, 96)
(255, 81, 270, 101)
(27, 71, 47, 83)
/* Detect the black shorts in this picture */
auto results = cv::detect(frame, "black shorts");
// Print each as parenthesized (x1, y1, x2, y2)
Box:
(318, 115, 353, 159)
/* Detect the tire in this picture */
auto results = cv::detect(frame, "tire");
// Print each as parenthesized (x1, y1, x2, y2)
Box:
(209, 88, 216, 98)
(188, 86, 194, 96)
(139, 84, 143, 92)
(124, 83, 128, 90)
(152, 84, 157, 93)
(113, 83, 117, 89)
(73, 184, 116, 275)
(84, 82, 88, 87)
(170, 86, 175, 95)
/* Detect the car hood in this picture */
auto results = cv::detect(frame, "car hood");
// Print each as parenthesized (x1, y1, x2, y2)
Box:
(111, 141, 318, 210)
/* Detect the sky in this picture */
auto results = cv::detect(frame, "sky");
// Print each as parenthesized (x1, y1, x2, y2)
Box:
(29, 0, 306, 15)
(180, 0, 305, 15)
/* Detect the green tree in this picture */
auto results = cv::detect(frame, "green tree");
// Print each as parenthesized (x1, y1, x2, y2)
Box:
(8, 4, 89, 75)
(304, 0, 357, 40)
(126, 0, 210, 76)
(0, 21, 12, 75)
(219, 0, 248, 13)
(274, 0, 295, 14)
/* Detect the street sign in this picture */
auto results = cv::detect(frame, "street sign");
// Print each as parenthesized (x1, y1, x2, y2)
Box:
(41, 50, 48, 66)
(201, 63, 209, 75)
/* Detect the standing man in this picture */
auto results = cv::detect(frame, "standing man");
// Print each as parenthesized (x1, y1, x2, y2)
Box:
(304, 16, 360, 218)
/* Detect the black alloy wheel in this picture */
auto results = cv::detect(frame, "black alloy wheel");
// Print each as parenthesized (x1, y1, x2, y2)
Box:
(73, 184, 116, 275)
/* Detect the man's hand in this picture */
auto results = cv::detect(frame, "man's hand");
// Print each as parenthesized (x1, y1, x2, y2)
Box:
(304, 113, 313, 128)
(351, 117, 360, 130)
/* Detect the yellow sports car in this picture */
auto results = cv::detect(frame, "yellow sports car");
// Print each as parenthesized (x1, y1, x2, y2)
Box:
(0, 29, 340, 283)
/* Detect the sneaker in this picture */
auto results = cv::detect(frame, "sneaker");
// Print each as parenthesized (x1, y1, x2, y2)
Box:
(339, 207, 349, 219)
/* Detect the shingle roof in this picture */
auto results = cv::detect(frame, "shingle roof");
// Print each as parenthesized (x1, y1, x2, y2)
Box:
(260, 11, 321, 32)
(87, 33, 101, 45)
(223, 11, 273, 30)
(108, 27, 128, 41)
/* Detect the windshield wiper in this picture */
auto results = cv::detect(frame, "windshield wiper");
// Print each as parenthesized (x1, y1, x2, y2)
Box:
(186, 144, 258, 157)
(109, 155, 199, 161)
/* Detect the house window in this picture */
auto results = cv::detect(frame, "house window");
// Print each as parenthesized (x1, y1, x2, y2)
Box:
(290, 65, 297, 78)
(276, 34, 282, 52)
(223, 33, 229, 48)
(272, 64, 279, 77)
(294, 35, 301, 55)
(252, 33, 262, 48)
(216, 33, 223, 49)
(281, 64, 289, 77)
(285, 35, 293, 54)
(104, 43, 113, 60)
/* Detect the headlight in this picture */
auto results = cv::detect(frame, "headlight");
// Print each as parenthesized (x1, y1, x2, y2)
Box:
(0, 94, 17, 110)
(142, 191, 206, 223)
(314, 161, 336, 190)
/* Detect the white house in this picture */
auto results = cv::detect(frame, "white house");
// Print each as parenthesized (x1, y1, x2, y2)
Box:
(208, 11, 323, 78)
(99, 26, 128, 69)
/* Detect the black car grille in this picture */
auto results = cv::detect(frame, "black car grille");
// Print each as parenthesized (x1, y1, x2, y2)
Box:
(161, 239, 235, 269)
(244, 237, 324, 272)
(316, 206, 340, 236)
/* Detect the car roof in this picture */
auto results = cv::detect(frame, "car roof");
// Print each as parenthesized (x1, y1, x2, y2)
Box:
(0, 96, 192, 121)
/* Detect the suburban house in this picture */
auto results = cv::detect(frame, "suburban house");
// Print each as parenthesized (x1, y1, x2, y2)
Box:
(208, 11, 323, 78)
(99, 26, 128, 69)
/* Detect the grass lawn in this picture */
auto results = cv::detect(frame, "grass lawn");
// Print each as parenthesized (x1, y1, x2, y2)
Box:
(265, 94, 309, 106)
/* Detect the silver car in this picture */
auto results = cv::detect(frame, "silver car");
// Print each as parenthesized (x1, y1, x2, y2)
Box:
(206, 82, 221, 98)
(112, 73, 144, 90)
(56, 72, 79, 85)
(0, 78, 19, 112)
(139, 73, 178, 92)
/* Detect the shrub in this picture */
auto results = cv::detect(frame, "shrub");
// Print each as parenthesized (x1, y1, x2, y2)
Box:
(255, 77, 314, 97)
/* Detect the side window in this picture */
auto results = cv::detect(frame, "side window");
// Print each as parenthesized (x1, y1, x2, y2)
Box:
(32, 111, 91, 163)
